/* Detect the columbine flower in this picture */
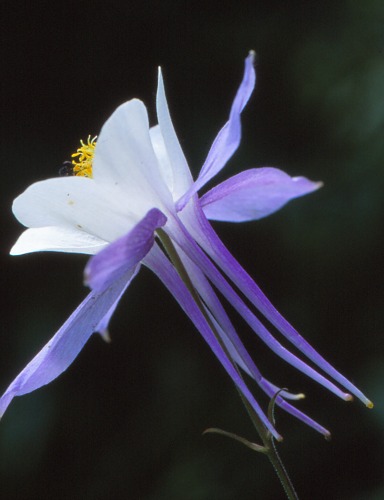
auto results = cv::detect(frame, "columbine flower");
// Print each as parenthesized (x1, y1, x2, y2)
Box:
(1, 52, 372, 440)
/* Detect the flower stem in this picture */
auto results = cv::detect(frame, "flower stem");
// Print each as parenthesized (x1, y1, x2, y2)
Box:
(238, 393, 299, 500)
(269, 439, 299, 500)
(157, 230, 299, 499)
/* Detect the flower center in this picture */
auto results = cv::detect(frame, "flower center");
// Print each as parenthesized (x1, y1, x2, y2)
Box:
(70, 135, 97, 178)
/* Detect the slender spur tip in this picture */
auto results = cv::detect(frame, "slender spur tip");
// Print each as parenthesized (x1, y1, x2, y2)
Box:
(295, 393, 306, 400)
(277, 389, 305, 401)
(345, 393, 354, 402)
(366, 400, 374, 409)
(248, 49, 256, 60)
(99, 329, 111, 343)
(324, 431, 332, 442)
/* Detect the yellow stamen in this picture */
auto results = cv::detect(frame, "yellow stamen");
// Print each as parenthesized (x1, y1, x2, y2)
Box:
(71, 135, 97, 178)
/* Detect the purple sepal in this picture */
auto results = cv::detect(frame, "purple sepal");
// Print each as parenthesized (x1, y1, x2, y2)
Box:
(176, 52, 256, 211)
(95, 266, 140, 340)
(85, 208, 167, 293)
(0, 268, 137, 419)
(200, 167, 323, 222)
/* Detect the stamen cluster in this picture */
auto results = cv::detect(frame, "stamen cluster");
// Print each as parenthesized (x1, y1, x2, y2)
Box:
(71, 135, 97, 178)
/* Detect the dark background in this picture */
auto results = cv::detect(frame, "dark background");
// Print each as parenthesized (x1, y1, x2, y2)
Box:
(1, 1, 383, 499)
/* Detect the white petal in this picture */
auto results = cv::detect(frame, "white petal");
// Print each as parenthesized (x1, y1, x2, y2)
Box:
(149, 125, 174, 194)
(93, 99, 172, 211)
(12, 176, 138, 243)
(156, 69, 193, 199)
(10, 226, 107, 255)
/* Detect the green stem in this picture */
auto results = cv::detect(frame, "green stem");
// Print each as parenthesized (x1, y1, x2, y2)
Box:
(269, 438, 299, 500)
(157, 230, 299, 500)
(239, 393, 299, 500)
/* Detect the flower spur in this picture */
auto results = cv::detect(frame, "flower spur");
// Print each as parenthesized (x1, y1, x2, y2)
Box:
(0, 52, 372, 441)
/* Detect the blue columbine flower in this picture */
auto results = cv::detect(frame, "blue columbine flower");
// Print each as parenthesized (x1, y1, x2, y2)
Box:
(0, 53, 372, 440)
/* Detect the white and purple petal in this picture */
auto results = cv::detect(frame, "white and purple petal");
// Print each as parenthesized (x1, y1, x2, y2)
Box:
(3, 53, 372, 435)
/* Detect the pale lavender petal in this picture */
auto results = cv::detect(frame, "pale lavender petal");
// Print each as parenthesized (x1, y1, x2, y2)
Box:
(176, 52, 256, 210)
(85, 208, 167, 293)
(156, 69, 193, 199)
(0, 268, 137, 419)
(200, 167, 323, 222)
(143, 243, 282, 441)
(187, 206, 372, 407)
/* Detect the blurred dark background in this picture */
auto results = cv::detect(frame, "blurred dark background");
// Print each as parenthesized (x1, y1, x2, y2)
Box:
(1, 1, 383, 499)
